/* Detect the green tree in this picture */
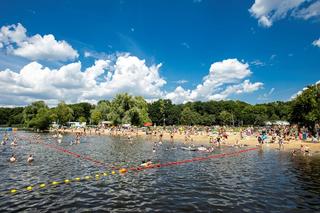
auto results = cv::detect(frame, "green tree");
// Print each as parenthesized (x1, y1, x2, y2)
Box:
(79, 116, 87, 123)
(54, 101, 73, 125)
(270, 114, 280, 121)
(219, 111, 232, 125)
(91, 110, 102, 125)
(290, 84, 320, 131)
(69, 102, 93, 122)
(104, 93, 150, 126)
(180, 107, 199, 125)
(28, 108, 51, 130)
(23, 101, 48, 127)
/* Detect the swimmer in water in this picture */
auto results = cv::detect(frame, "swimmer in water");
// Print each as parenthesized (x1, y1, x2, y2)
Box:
(10, 154, 16, 163)
(27, 154, 34, 163)
(1, 140, 6, 145)
(11, 140, 17, 146)
(141, 160, 148, 167)
(197, 145, 207, 151)
(152, 147, 156, 153)
(141, 159, 153, 167)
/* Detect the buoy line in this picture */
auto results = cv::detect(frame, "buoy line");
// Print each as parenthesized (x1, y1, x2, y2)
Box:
(3, 147, 258, 196)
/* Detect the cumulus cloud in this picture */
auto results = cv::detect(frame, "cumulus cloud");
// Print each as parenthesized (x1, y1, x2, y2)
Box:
(249, 0, 320, 27)
(166, 59, 263, 103)
(0, 55, 263, 106)
(312, 38, 320, 47)
(0, 55, 166, 106)
(0, 23, 78, 61)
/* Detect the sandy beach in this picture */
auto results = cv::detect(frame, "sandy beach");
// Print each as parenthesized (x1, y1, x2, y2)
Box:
(55, 128, 320, 156)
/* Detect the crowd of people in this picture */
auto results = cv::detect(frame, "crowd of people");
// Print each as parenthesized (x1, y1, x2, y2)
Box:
(2, 124, 319, 165)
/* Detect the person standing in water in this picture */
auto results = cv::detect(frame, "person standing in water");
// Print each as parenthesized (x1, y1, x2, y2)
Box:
(278, 136, 284, 150)
(159, 132, 163, 143)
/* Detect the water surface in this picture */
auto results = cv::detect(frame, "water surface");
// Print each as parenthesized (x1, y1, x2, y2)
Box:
(0, 132, 320, 212)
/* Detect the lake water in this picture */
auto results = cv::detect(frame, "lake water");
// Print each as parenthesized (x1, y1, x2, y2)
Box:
(0, 132, 320, 212)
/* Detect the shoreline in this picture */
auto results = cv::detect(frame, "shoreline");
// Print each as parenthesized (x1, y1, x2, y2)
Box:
(50, 128, 320, 156)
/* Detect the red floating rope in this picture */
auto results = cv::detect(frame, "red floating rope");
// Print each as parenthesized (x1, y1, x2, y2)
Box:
(129, 147, 258, 171)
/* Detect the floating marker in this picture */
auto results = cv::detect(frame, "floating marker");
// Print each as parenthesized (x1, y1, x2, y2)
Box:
(52, 181, 59, 185)
(85, 176, 91, 180)
(39, 183, 46, 188)
(10, 189, 17, 193)
(75, 177, 81, 181)
(111, 171, 116, 175)
(26, 186, 33, 191)
(119, 168, 127, 174)
(64, 179, 70, 183)
(95, 174, 100, 178)
(103, 172, 108, 176)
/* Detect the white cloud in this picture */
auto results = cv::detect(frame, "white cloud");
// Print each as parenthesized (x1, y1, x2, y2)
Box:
(83, 55, 166, 101)
(312, 38, 320, 47)
(258, 87, 275, 100)
(294, 1, 320, 20)
(249, 0, 320, 27)
(175, 80, 188, 84)
(0, 54, 166, 106)
(270, 54, 277, 60)
(84, 50, 117, 60)
(166, 59, 263, 103)
(251, 59, 266, 66)
(259, 15, 273, 27)
(181, 42, 190, 49)
(165, 86, 193, 104)
(0, 23, 78, 61)
(0, 56, 263, 106)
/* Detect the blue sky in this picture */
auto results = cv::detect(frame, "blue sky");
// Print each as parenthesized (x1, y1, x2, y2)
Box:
(0, 0, 319, 106)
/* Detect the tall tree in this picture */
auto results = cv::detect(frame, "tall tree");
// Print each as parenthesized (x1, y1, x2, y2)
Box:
(290, 84, 320, 130)
(180, 107, 199, 125)
(23, 101, 48, 126)
(54, 101, 74, 125)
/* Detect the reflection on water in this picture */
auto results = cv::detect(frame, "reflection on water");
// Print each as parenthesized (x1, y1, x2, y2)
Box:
(1, 132, 320, 212)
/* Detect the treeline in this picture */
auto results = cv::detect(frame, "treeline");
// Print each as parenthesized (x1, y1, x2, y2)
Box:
(0, 84, 319, 130)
